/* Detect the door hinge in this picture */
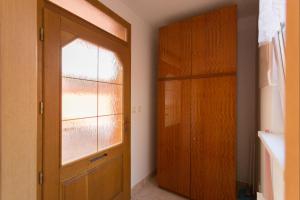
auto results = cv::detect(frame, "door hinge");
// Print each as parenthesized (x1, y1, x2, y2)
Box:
(38, 171, 44, 185)
(39, 101, 44, 115)
(39, 27, 44, 41)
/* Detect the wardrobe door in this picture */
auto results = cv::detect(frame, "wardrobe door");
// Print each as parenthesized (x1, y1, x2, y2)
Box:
(158, 21, 192, 78)
(157, 80, 191, 197)
(192, 5, 237, 75)
(191, 76, 236, 200)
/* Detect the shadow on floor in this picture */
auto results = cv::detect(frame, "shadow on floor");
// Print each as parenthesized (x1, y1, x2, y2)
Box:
(238, 185, 256, 200)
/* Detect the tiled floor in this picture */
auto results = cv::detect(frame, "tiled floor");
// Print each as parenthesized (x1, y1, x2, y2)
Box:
(131, 177, 255, 200)
(131, 177, 187, 200)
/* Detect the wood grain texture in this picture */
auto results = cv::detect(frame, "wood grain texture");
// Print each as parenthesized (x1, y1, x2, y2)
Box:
(285, 0, 300, 199)
(62, 155, 123, 200)
(45, 1, 130, 48)
(48, 0, 128, 41)
(43, 8, 61, 200)
(157, 80, 191, 197)
(88, 156, 123, 200)
(191, 76, 236, 200)
(192, 5, 237, 75)
(43, 3, 131, 199)
(63, 175, 88, 200)
(158, 21, 192, 78)
(157, 5, 237, 199)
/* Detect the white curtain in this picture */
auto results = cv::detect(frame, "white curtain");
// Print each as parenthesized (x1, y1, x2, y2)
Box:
(259, 0, 286, 45)
(259, 0, 286, 116)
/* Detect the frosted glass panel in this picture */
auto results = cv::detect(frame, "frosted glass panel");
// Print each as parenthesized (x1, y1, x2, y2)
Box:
(62, 118, 97, 165)
(98, 83, 123, 116)
(61, 36, 124, 165)
(98, 48, 123, 84)
(62, 78, 97, 120)
(62, 38, 98, 81)
(98, 115, 123, 151)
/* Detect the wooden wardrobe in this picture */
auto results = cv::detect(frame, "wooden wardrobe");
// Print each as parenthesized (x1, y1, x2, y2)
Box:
(157, 5, 237, 200)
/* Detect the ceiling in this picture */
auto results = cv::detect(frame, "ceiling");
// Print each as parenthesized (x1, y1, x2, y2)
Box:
(121, 0, 258, 27)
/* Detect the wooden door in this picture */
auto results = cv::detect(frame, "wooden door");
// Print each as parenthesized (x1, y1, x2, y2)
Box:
(157, 80, 191, 197)
(190, 5, 237, 200)
(43, 3, 130, 200)
(192, 6, 237, 75)
(191, 76, 236, 200)
(158, 21, 192, 78)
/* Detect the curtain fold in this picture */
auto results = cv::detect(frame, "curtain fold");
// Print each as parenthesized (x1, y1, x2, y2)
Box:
(258, 0, 286, 45)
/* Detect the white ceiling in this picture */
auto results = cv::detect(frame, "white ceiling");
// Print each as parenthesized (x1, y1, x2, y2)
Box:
(121, 0, 258, 27)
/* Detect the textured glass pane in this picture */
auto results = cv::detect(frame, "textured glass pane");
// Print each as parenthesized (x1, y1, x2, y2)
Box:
(62, 38, 98, 80)
(62, 78, 97, 120)
(62, 118, 97, 165)
(98, 115, 123, 151)
(98, 47, 123, 84)
(98, 83, 123, 116)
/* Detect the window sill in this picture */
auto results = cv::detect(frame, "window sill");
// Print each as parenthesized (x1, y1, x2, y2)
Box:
(258, 131, 285, 169)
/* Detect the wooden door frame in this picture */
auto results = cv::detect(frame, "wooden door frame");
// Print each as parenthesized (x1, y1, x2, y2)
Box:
(36, 1, 131, 199)
(285, 0, 300, 199)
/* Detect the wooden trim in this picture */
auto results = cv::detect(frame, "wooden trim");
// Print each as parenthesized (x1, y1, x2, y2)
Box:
(285, 0, 300, 199)
(60, 15, 128, 52)
(37, 0, 44, 199)
(157, 72, 237, 81)
(86, 0, 130, 29)
(43, 8, 61, 200)
(44, 1, 131, 47)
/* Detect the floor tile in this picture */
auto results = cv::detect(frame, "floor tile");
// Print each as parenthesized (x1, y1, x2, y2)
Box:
(131, 177, 187, 200)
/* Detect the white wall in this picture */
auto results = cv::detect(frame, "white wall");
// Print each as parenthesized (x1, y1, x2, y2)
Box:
(237, 15, 258, 184)
(98, 0, 157, 188)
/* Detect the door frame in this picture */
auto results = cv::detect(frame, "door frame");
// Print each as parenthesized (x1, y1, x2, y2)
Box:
(36, 1, 131, 199)
(285, 0, 300, 199)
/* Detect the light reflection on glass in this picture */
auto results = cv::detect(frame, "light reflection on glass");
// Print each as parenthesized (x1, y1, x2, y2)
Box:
(62, 38, 98, 81)
(98, 47, 123, 84)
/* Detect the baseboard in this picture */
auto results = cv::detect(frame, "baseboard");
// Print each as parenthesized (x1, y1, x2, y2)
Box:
(237, 180, 257, 197)
(257, 192, 265, 200)
(131, 171, 156, 196)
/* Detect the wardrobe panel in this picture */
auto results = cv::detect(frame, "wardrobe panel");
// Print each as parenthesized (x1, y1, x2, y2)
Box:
(157, 80, 191, 197)
(158, 21, 192, 78)
(192, 6, 237, 75)
(191, 76, 236, 200)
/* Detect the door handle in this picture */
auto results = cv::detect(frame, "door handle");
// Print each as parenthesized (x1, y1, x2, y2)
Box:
(90, 153, 107, 163)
